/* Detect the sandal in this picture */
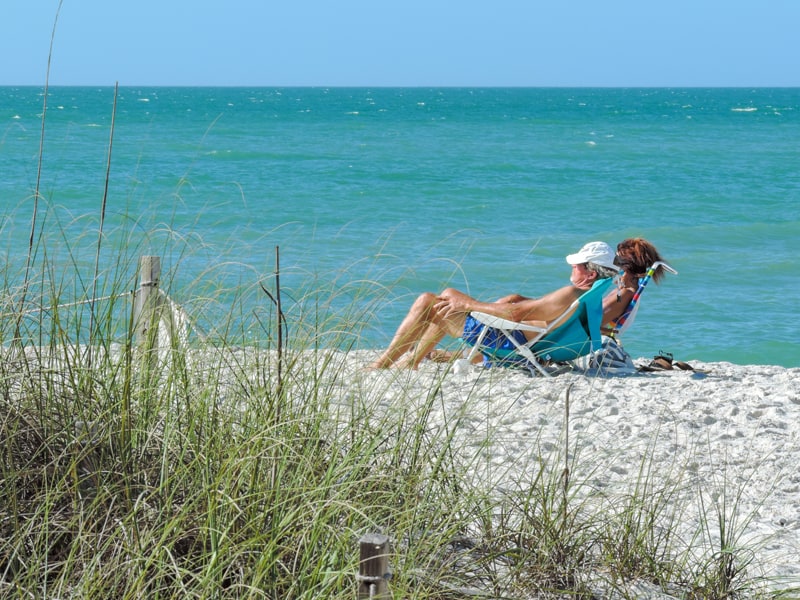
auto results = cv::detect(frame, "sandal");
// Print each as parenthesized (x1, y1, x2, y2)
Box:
(674, 360, 710, 374)
(638, 351, 710, 374)
(637, 351, 674, 372)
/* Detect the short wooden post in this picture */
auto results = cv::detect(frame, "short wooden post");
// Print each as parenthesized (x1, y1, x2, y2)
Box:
(133, 256, 161, 351)
(357, 533, 391, 599)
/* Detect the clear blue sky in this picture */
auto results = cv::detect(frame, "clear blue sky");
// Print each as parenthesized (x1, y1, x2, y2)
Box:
(4, 0, 799, 87)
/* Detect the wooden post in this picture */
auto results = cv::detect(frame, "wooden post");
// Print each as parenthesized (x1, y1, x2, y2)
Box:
(133, 256, 161, 351)
(357, 533, 391, 599)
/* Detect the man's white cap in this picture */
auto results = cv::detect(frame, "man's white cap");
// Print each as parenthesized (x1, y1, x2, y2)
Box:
(566, 241, 616, 270)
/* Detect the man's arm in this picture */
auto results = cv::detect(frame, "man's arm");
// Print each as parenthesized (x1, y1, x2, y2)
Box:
(494, 293, 528, 304)
(437, 285, 583, 323)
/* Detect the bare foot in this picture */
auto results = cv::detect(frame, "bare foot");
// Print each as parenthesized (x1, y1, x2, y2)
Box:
(426, 349, 483, 365)
(366, 354, 412, 370)
(426, 349, 458, 363)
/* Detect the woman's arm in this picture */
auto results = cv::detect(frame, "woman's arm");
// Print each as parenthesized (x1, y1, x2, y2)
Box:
(601, 286, 635, 329)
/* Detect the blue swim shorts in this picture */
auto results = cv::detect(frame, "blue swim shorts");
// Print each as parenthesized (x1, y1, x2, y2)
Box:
(462, 314, 528, 358)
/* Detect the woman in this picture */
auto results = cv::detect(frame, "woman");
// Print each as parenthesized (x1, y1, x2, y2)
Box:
(601, 237, 669, 334)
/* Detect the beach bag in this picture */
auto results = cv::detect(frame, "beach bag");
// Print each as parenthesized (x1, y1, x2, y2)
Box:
(579, 335, 636, 375)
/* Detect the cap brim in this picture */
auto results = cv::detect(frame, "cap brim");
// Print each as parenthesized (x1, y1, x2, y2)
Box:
(565, 252, 585, 265)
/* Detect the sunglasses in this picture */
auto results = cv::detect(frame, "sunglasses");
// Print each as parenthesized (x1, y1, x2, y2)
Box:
(613, 256, 636, 270)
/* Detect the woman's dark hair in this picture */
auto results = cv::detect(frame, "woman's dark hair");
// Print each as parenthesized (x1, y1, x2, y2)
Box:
(615, 238, 667, 283)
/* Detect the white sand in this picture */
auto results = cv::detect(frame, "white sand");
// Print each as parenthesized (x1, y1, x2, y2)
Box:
(339, 351, 800, 589)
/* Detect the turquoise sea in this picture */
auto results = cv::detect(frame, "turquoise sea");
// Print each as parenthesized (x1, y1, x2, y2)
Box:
(2, 87, 798, 367)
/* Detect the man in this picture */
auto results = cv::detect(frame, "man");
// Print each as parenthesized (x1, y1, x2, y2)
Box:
(369, 241, 618, 369)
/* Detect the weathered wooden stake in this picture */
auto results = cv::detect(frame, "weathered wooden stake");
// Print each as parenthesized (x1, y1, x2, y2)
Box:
(133, 255, 161, 351)
(357, 533, 391, 599)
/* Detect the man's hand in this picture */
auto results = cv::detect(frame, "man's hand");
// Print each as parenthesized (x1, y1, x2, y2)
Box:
(434, 289, 473, 317)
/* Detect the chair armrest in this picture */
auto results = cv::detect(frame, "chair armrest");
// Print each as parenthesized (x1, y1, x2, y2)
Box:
(469, 311, 548, 333)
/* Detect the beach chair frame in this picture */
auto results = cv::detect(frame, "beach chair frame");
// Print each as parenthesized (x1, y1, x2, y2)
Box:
(464, 278, 613, 376)
(607, 260, 678, 340)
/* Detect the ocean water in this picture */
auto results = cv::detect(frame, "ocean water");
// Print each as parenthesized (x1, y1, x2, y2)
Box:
(1, 86, 798, 367)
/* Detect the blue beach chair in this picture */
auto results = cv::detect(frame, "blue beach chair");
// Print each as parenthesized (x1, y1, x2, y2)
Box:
(463, 278, 614, 376)
(606, 260, 678, 341)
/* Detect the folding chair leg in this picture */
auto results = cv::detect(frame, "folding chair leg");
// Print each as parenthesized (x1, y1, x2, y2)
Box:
(501, 329, 553, 377)
(465, 326, 489, 363)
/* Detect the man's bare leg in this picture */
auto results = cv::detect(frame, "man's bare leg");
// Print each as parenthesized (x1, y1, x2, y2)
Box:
(368, 292, 439, 368)
(402, 313, 466, 369)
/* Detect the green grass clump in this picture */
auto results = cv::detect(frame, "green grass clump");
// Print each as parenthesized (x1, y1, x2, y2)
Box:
(0, 215, 787, 599)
